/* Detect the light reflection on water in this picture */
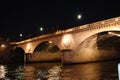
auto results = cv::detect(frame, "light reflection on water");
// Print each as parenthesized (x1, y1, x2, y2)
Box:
(0, 61, 119, 80)
(24, 62, 62, 80)
(0, 65, 8, 79)
(61, 61, 119, 80)
(1, 64, 24, 80)
(25, 61, 119, 80)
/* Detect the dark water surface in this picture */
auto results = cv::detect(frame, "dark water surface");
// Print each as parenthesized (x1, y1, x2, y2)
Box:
(0, 60, 119, 80)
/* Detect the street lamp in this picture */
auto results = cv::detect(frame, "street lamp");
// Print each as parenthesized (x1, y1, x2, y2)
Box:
(40, 27, 43, 35)
(75, 13, 82, 26)
(40, 27, 43, 31)
(77, 14, 82, 20)
(20, 34, 23, 37)
(19, 33, 23, 40)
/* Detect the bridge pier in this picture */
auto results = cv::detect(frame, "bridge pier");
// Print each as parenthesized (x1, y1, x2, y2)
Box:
(61, 49, 74, 64)
(25, 53, 32, 63)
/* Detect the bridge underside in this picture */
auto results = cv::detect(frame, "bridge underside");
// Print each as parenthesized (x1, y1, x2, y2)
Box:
(27, 41, 61, 62)
(62, 31, 120, 64)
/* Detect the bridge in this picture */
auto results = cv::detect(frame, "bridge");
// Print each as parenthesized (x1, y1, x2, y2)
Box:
(10, 16, 120, 64)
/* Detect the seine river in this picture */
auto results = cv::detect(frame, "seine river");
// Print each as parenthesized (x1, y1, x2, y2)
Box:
(0, 60, 119, 80)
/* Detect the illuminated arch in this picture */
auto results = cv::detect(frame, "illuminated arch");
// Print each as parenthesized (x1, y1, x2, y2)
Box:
(76, 31, 120, 54)
(33, 41, 60, 53)
(29, 41, 61, 62)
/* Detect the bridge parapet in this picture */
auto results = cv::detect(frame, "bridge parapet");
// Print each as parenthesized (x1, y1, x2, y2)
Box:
(89, 17, 120, 27)
(10, 16, 120, 45)
(62, 16, 120, 34)
(89, 18, 120, 28)
(75, 17, 120, 31)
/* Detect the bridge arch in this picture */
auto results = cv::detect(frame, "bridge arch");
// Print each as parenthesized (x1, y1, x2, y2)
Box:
(14, 47, 25, 53)
(76, 23, 120, 44)
(77, 31, 119, 49)
(29, 41, 61, 62)
(77, 30, 120, 50)
(70, 31, 120, 63)
(10, 47, 24, 63)
(33, 41, 60, 53)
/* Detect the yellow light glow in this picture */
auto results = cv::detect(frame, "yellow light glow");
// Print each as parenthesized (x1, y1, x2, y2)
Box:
(62, 34, 73, 48)
(26, 43, 32, 53)
(108, 32, 120, 36)
(115, 18, 119, 21)
(101, 21, 105, 24)
(49, 41, 52, 43)
(0, 65, 7, 78)
(1, 44, 5, 48)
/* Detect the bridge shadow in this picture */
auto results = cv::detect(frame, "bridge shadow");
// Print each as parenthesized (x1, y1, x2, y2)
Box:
(10, 47, 24, 65)
(97, 31, 120, 60)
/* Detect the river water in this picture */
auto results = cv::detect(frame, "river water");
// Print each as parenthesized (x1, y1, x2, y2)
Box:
(0, 60, 119, 80)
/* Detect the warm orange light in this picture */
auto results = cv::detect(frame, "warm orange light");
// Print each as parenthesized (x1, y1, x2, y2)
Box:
(26, 43, 32, 53)
(108, 32, 120, 36)
(101, 21, 105, 24)
(62, 34, 73, 48)
(49, 41, 52, 43)
(115, 18, 119, 21)
(0, 44, 6, 48)
(0, 65, 7, 78)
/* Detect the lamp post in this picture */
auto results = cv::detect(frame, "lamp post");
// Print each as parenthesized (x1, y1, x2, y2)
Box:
(40, 27, 43, 35)
(20, 34, 23, 37)
(19, 33, 23, 40)
(77, 14, 82, 20)
(75, 13, 82, 26)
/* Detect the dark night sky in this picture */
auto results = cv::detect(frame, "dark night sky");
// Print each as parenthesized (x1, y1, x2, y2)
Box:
(0, 0, 120, 41)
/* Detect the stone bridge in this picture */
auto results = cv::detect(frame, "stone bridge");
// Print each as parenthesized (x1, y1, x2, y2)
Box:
(10, 16, 120, 64)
